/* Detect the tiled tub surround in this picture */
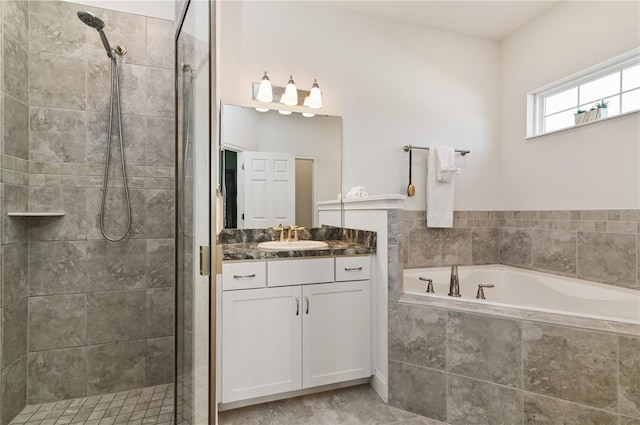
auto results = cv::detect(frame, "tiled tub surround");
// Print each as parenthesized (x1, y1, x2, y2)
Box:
(219, 227, 377, 260)
(388, 300, 640, 425)
(393, 209, 640, 295)
(388, 209, 640, 424)
(499, 209, 639, 289)
(0, 1, 176, 422)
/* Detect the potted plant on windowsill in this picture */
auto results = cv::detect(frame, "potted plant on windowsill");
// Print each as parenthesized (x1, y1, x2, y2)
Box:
(575, 109, 588, 125)
(595, 99, 609, 119)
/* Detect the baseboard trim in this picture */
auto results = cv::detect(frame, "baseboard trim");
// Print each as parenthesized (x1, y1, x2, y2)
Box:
(218, 377, 371, 411)
(371, 370, 388, 403)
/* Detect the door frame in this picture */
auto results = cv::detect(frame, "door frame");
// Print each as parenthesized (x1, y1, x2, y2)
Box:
(174, 0, 218, 422)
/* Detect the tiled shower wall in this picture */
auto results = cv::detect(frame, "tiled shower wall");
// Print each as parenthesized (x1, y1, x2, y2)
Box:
(393, 209, 640, 292)
(0, 1, 176, 421)
(1, 0, 31, 422)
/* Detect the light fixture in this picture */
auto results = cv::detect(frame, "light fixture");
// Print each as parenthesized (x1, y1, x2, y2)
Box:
(302, 97, 315, 117)
(280, 76, 298, 106)
(256, 71, 273, 103)
(252, 73, 323, 114)
(307, 79, 322, 109)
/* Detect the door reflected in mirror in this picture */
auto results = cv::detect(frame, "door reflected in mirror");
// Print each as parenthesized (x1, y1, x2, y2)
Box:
(220, 105, 342, 229)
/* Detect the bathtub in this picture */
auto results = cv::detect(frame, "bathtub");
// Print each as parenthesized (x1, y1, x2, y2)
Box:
(403, 265, 640, 325)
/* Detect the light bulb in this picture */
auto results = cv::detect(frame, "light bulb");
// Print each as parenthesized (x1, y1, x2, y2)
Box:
(278, 110, 292, 115)
(281, 75, 298, 106)
(255, 107, 269, 112)
(302, 96, 315, 117)
(307, 79, 322, 109)
(256, 71, 273, 103)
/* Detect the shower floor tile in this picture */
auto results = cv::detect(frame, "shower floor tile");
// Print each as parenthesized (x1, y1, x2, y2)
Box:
(10, 384, 174, 425)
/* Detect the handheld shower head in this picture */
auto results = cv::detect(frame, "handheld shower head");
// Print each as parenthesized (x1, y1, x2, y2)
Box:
(77, 11, 105, 31)
(77, 11, 112, 58)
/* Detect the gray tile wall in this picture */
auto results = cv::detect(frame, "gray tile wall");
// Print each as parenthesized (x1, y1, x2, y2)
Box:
(393, 209, 640, 291)
(1, 0, 30, 422)
(500, 210, 639, 290)
(388, 302, 640, 424)
(0, 2, 175, 420)
(22, 0, 175, 406)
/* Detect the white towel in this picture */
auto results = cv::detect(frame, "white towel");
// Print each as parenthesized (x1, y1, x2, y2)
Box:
(434, 146, 459, 182)
(426, 146, 456, 228)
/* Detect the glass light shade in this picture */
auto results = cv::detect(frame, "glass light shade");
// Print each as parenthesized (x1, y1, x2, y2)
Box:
(255, 107, 269, 112)
(278, 110, 292, 115)
(281, 76, 298, 106)
(302, 97, 315, 117)
(256, 71, 273, 103)
(307, 79, 323, 109)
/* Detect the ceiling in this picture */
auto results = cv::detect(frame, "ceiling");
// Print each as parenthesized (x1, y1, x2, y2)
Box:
(323, 1, 559, 40)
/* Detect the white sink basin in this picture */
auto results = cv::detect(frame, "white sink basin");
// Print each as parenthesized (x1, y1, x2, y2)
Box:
(257, 241, 329, 251)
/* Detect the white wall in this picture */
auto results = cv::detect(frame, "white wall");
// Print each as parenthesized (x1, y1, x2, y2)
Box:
(220, 1, 501, 211)
(64, 0, 174, 20)
(499, 1, 640, 210)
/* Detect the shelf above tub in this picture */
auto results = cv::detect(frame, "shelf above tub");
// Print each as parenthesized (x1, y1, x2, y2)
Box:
(7, 212, 66, 217)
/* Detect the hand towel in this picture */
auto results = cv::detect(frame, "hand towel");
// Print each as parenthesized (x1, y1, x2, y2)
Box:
(434, 146, 459, 182)
(426, 146, 455, 228)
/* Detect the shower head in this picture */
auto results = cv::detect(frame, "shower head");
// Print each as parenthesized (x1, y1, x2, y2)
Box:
(77, 11, 105, 31)
(77, 11, 113, 58)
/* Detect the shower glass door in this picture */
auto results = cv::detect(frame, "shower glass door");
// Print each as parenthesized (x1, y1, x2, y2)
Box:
(175, 0, 215, 423)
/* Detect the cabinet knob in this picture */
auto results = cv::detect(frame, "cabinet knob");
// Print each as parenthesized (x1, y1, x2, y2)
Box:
(233, 274, 256, 279)
(295, 296, 300, 316)
(305, 295, 310, 314)
(344, 267, 363, 272)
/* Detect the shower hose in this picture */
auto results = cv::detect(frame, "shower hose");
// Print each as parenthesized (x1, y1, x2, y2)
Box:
(100, 50, 132, 242)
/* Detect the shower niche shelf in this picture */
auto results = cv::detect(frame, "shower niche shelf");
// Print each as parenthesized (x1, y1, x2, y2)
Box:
(7, 212, 66, 217)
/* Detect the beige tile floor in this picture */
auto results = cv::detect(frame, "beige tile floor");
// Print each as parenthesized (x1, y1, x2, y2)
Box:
(218, 384, 446, 425)
(10, 385, 173, 425)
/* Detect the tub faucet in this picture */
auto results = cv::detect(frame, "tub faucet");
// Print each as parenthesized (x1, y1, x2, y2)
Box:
(448, 265, 461, 297)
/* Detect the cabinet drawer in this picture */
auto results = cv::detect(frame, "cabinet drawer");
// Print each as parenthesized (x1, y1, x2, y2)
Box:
(222, 261, 266, 291)
(335, 256, 371, 281)
(268, 258, 334, 287)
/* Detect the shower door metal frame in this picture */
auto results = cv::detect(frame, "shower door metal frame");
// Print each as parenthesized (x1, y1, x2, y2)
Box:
(174, 0, 218, 422)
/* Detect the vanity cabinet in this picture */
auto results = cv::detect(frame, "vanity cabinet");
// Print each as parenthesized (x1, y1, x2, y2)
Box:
(221, 285, 302, 402)
(302, 280, 370, 388)
(221, 257, 372, 404)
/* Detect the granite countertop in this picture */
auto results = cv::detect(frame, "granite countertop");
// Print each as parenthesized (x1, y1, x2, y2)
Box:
(222, 240, 375, 261)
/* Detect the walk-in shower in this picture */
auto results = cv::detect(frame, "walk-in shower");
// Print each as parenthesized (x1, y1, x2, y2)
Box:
(78, 11, 131, 241)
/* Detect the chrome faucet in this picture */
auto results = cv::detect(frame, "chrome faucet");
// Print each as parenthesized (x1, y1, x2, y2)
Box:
(419, 277, 434, 293)
(448, 265, 461, 297)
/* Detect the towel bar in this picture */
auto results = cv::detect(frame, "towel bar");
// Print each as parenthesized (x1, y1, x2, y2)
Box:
(403, 145, 470, 156)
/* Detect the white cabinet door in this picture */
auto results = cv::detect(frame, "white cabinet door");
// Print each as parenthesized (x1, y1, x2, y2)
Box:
(242, 151, 295, 228)
(222, 286, 302, 403)
(302, 281, 372, 388)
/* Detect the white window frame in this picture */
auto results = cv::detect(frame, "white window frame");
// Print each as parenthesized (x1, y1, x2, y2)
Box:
(527, 47, 640, 138)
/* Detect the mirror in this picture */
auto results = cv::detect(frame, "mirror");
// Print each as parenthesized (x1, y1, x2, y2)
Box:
(220, 105, 342, 229)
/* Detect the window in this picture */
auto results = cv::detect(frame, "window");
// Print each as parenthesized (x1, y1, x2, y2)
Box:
(528, 48, 640, 137)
